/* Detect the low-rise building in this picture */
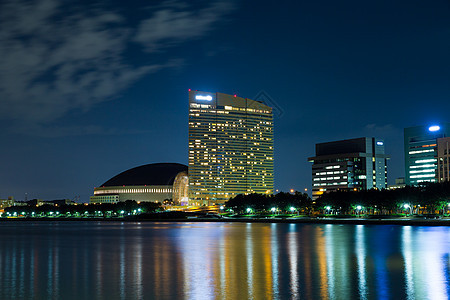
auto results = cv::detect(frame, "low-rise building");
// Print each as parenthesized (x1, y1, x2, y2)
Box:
(90, 163, 189, 205)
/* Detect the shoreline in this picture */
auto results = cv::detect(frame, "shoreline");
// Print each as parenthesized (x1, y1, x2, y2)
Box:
(1, 217, 449, 226)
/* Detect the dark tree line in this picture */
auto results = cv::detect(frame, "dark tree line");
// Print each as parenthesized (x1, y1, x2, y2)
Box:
(3, 200, 162, 217)
(225, 192, 312, 213)
(225, 182, 450, 216)
(315, 181, 450, 215)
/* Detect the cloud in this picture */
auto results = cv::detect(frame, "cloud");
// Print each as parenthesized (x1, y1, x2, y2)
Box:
(0, 0, 234, 134)
(135, 1, 234, 51)
(364, 123, 401, 138)
(9, 123, 152, 138)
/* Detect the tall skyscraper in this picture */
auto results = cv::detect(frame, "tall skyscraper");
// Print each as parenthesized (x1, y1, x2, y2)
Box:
(404, 123, 450, 185)
(308, 137, 389, 200)
(188, 91, 274, 205)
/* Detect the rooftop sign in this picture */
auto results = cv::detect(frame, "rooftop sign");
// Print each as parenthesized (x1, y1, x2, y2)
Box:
(195, 95, 213, 101)
(429, 125, 440, 132)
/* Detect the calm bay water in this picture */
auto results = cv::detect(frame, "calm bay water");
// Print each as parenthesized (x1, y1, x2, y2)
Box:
(0, 221, 449, 300)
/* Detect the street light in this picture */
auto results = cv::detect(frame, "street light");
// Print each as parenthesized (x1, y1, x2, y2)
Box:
(246, 208, 252, 214)
(271, 207, 277, 215)
(403, 204, 412, 216)
(326, 206, 331, 214)
(356, 205, 362, 217)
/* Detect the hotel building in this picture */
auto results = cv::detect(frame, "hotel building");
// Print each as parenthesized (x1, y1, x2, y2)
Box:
(404, 123, 450, 185)
(188, 91, 274, 205)
(308, 137, 389, 200)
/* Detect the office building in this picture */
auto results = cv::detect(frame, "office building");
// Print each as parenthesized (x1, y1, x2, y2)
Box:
(90, 163, 189, 204)
(437, 137, 450, 182)
(308, 137, 389, 200)
(404, 123, 450, 185)
(388, 177, 406, 190)
(188, 90, 274, 205)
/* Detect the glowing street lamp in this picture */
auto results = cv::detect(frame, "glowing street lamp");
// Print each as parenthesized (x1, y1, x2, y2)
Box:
(271, 207, 277, 215)
(325, 206, 331, 214)
(403, 204, 412, 216)
(246, 208, 252, 214)
(356, 205, 362, 217)
(290, 206, 299, 216)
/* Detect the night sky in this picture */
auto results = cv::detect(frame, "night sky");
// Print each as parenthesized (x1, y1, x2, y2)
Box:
(1, 0, 449, 202)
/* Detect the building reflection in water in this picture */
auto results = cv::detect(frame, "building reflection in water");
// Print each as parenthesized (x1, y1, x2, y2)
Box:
(0, 222, 449, 299)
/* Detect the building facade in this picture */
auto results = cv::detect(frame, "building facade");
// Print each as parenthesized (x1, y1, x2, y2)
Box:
(437, 137, 450, 182)
(90, 163, 189, 204)
(188, 91, 274, 205)
(404, 123, 450, 185)
(308, 137, 389, 200)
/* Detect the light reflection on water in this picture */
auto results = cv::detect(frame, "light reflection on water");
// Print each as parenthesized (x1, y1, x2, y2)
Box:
(0, 221, 449, 299)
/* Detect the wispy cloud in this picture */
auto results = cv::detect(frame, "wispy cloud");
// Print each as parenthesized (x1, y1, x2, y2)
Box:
(135, 1, 234, 51)
(364, 123, 401, 139)
(0, 0, 234, 135)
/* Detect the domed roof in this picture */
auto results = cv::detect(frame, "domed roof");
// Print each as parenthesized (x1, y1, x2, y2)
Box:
(101, 163, 188, 187)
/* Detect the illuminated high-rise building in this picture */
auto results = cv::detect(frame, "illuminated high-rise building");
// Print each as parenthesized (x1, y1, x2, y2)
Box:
(404, 123, 450, 185)
(308, 137, 389, 200)
(188, 90, 274, 205)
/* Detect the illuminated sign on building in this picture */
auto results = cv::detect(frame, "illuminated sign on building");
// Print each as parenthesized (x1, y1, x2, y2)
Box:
(195, 95, 213, 101)
(429, 125, 440, 132)
(376, 141, 384, 146)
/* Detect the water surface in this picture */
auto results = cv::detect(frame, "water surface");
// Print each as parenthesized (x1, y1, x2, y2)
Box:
(0, 222, 449, 299)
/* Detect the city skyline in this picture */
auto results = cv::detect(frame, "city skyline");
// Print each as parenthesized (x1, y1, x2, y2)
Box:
(0, 0, 449, 201)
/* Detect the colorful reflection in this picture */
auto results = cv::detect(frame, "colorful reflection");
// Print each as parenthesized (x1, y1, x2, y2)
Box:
(0, 222, 449, 299)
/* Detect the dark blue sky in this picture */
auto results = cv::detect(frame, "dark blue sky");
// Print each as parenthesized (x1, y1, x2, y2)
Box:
(0, 0, 449, 201)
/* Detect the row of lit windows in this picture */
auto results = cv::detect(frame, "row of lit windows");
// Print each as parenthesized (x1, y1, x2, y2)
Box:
(409, 144, 436, 149)
(325, 165, 341, 169)
(414, 159, 436, 163)
(409, 169, 435, 174)
(410, 173, 435, 179)
(94, 188, 172, 195)
(313, 182, 348, 187)
(315, 170, 345, 175)
(313, 176, 344, 181)
(408, 149, 435, 155)
(410, 164, 435, 169)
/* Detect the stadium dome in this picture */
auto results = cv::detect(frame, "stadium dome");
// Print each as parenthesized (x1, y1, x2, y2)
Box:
(90, 163, 189, 205)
